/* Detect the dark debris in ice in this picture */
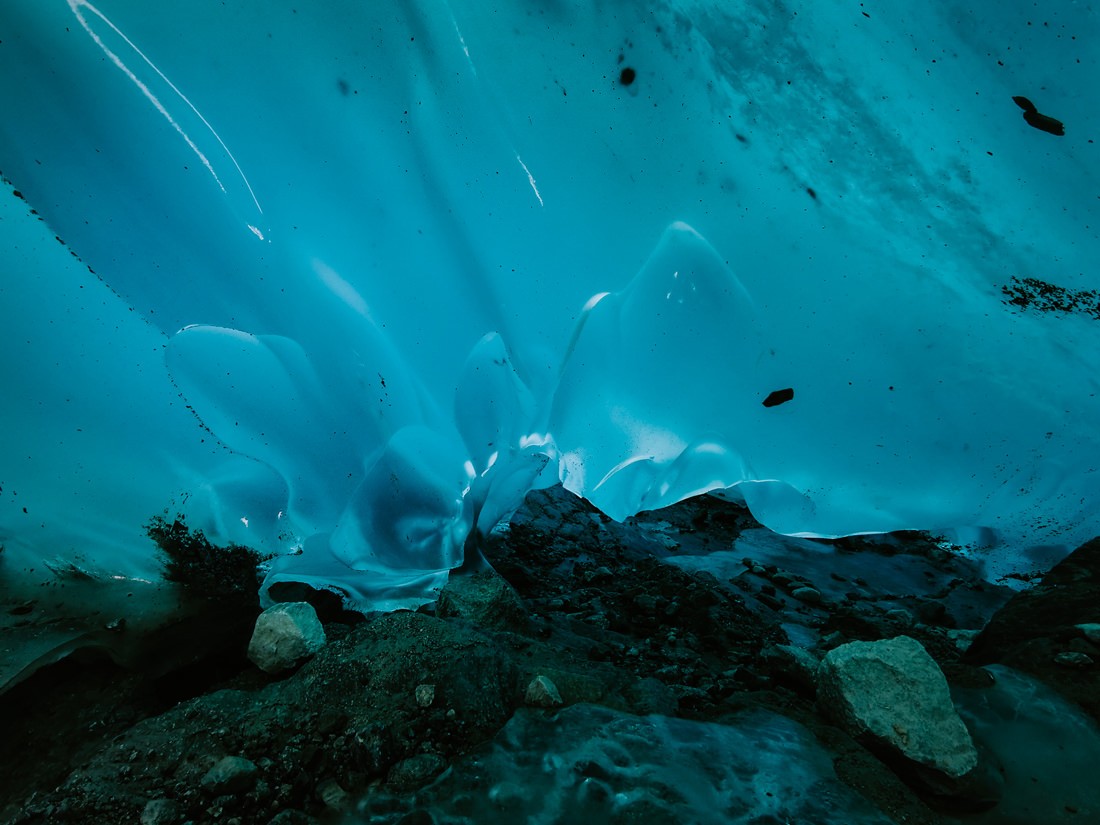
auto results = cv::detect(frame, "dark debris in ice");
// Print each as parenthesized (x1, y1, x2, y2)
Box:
(1000, 276, 1100, 320)
(1012, 95, 1065, 136)
(763, 387, 795, 407)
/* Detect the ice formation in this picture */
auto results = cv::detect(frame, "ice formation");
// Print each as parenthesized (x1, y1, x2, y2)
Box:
(1, 0, 1098, 608)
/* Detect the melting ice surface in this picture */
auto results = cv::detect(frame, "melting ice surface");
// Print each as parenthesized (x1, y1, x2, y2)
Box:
(950, 666, 1100, 823)
(1, 0, 1099, 608)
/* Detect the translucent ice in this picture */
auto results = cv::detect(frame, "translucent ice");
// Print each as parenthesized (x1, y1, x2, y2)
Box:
(952, 666, 1100, 823)
(1, 0, 1098, 607)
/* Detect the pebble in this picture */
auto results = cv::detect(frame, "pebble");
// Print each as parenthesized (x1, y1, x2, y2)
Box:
(388, 753, 448, 790)
(885, 608, 913, 625)
(415, 684, 436, 708)
(201, 756, 258, 795)
(1054, 651, 1094, 669)
(791, 586, 823, 605)
(316, 779, 351, 811)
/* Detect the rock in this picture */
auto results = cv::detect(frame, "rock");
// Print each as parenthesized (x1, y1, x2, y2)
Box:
(623, 676, 678, 715)
(763, 644, 819, 694)
(140, 798, 182, 825)
(632, 593, 659, 615)
(1054, 651, 1094, 668)
(316, 779, 351, 812)
(267, 811, 318, 825)
(791, 586, 823, 605)
(436, 570, 527, 631)
(771, 570, 798, 588)
(1077, 623, 1100, 644)
(884, 608, 913, 626)
(247, 602, 326, 673)
(201, 755, 258, 795)
(966, 536, 1100, 722)
(817, 636, 978, 778)
(915, 600, 950, 627)
(387, 753, 448, 791)
(415, 684, 436, 707)
(586, 565, 613, 582)
(946, 629, 980, 653)
(525, 674, 564, 708)
(756, 592, 783, 611)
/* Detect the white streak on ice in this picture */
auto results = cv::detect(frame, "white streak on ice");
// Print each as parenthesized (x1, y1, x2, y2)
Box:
(67, 0, 265, 221)
(517, 155, 544, 207)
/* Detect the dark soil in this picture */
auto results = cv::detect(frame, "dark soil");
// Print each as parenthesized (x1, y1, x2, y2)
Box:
(0, 485, 1088, 825)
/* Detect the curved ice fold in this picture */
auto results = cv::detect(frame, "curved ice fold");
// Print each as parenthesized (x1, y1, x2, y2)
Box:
(167, 326, 361, 531)
(553, 217, 1100, 547)
(2, 0, 1099, 607)
(551, 222, 774, 519)
(329, 426, 467, 573)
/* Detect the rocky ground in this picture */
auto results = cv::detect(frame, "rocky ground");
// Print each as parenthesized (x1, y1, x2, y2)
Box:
(0, 486, 1098, 824)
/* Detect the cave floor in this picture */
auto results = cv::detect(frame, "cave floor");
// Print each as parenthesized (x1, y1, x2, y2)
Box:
(1, 487, 1097, 824)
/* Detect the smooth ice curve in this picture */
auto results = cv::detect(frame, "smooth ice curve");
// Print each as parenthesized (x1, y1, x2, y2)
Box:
(1, 0, 1098, 608)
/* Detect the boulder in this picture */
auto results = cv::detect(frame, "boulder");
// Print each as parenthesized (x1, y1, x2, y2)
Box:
(817, 635, 977, 778)
(436, 570, 527, 631)
(248, 602, 326, 673)
(525, 674, 564, 708)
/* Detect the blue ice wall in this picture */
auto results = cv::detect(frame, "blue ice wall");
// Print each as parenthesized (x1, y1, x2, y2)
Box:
(1, 1, 1098, 607)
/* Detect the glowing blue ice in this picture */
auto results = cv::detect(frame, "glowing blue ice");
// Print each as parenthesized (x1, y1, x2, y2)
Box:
(1, 0, 1098, 607)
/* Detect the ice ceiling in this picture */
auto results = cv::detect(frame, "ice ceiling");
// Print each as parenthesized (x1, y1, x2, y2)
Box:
(1, 0, 1098, 609)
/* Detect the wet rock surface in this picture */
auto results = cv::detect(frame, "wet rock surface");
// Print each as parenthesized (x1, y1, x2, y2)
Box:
(817, 636, 978, 779)
(0, 485, 1093, 824)
(965, 536, 1100, 722)
(248, 602, 327, 674)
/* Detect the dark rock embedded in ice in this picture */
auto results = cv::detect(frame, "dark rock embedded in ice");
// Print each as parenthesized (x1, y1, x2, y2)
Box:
(1012, 95, 1066, 136)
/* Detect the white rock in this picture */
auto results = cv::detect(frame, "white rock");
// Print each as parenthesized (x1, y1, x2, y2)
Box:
(525, 674, 563, 707)
(817, 635, 977, 778)
(247, 602, 326, 673)
(946, 628, 980, 653)
(415, 683, 436, 707)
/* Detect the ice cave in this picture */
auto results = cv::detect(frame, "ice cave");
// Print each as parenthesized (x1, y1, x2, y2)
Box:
(1, 1, 1099, 823)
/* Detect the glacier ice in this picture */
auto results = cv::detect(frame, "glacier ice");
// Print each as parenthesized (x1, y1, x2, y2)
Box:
(1, 0, 1099, 608)
(952, 666, 1100, 822)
